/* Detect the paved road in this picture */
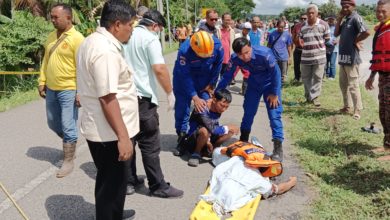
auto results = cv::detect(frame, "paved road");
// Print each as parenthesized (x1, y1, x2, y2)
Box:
(0, 52, 312, 220)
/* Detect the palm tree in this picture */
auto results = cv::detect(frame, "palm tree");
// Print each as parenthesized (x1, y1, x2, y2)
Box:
(15, 0, 45, 16)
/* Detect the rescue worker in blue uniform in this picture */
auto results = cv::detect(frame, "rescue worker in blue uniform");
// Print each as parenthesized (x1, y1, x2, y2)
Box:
(172, 31, 224, 156)
(217, 37, 284, 161)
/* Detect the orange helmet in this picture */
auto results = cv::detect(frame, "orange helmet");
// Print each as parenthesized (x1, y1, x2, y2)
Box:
(190, 31, 214, 58)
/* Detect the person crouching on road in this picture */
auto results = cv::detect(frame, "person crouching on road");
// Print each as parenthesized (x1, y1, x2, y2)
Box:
(217, 37, 284, 162)
(365, 0, 390, 161)
(183, 89, 239, 167)
(172, 30, 224, 156)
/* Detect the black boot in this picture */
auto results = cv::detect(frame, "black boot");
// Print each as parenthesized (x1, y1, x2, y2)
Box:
(272, 139, 283, 162)
(240, 130, 250, 142)
(173, 132, 187, 156)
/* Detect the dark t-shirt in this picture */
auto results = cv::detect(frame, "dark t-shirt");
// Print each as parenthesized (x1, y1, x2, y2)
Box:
(338, 11, 368, 65)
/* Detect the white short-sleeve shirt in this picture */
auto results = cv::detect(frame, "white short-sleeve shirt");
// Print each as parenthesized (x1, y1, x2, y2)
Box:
(77, 27, 139, 142)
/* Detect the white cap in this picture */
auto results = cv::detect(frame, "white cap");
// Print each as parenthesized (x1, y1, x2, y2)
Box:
(243, 22, 252, 29)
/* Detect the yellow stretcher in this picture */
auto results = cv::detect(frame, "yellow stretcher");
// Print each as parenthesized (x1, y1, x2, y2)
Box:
(189, 186, 261, 220)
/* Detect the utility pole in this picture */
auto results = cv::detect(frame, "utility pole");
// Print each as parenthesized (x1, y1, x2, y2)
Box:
(156, 0, 166, 51)
(165, 0, 172, 48)
(194, 0, 197, 24)
(185, 0, 188, 21)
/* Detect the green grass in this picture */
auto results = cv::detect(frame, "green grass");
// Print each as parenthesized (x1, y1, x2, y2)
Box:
(0, 89, 39, 112)
(283, 72, 390, 219)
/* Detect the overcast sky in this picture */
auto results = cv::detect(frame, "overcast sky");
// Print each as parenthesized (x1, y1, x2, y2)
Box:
(253, 0, 378, 15)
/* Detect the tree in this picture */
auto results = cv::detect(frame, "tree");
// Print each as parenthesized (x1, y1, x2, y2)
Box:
(319, 0, 339, 19)
(280, 7, 305, 22)
(224, 0, 255, 20)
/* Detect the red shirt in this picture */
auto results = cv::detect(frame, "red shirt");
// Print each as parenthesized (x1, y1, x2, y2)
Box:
(292, 22, 303, 48)
(220, 28, 231, 64)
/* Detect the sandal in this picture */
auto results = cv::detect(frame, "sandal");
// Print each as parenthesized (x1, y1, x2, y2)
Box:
(352, 114, 361, 120)
(339, 107, 351, 114)
(353, 109, 361, 120)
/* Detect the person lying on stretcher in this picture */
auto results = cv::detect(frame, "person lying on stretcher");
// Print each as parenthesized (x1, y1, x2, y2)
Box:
(213, 141, 297, 200)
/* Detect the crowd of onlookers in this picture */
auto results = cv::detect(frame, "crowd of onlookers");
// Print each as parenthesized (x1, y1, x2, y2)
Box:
(36, 0, 390, 218)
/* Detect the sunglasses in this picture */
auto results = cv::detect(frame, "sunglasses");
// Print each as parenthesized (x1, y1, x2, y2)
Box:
(209, 18, 218, 21)
(301, 17, 307, 20)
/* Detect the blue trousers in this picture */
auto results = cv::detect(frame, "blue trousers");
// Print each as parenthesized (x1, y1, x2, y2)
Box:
(174, 90, 210, 134)
(240, 82, 284, 142)
(45, 88, 78, 143)
(326, 52, 338, 78)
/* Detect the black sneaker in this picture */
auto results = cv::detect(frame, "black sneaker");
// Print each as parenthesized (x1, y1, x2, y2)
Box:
(173, 133, 187, 156)
(149, 183, 184, 198)
(122, 209, 135, 220)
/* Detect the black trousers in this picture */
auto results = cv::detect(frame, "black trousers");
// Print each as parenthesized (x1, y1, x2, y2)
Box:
(127, 97, 168, 191)
(87, 140, 128, 220)
(293, 49, 302, 80)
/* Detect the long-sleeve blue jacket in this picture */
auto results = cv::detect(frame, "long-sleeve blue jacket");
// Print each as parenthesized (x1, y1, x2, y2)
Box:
(217, 46, 281, 95)
(173, 36, 224, 98)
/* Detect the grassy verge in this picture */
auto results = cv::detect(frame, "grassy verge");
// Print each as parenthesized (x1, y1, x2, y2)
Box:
(283, 73, 390, 219)
(0, 89, 39, 112)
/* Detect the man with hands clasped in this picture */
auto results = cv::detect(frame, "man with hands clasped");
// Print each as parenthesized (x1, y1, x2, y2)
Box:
(123, 9, 183, 198)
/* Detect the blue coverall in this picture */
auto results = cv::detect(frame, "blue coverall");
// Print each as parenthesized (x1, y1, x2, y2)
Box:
(217, 46, 284, 142)
(173, 36, 224, 135)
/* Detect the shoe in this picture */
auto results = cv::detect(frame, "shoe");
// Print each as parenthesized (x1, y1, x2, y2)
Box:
(122, 209, 135, 220)
(361, 123, 381, 134)
(173, 132, 187, 156)
(188, 153, 201, 167)
(328, 77, 335, 81)
(339, 107, 351, 114)
(126, 176, 145, 195)
(126, 185, 135, 195)
(150, 183, 184, 198)
(56, 142, 76, 178)
(271, 139, 283, 162)
(312, 98, 321, 107)
(240, 130, 250, 142)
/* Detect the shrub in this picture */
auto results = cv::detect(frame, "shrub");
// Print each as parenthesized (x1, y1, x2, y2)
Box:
(0, 10, 53, 71)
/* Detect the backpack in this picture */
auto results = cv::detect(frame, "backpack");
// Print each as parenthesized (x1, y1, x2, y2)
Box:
(220, 141, 283, 177)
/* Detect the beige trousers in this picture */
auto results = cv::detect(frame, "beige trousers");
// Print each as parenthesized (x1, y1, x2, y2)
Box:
(339, 64, 363, 110)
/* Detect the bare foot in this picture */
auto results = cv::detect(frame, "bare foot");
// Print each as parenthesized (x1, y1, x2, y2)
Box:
(372, 147, 390, 153)
(277, 176, 297, 195)
(377, 155, 390, 161)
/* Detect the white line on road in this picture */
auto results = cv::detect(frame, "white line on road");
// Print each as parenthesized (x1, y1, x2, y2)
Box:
(0, 143, 88, 215)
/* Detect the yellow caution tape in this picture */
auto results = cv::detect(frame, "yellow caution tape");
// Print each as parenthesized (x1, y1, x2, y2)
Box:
(0, 181, 29, 220)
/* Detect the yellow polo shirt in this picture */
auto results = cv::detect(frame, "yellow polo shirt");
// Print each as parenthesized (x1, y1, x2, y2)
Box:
(38, 26, 84, 90)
